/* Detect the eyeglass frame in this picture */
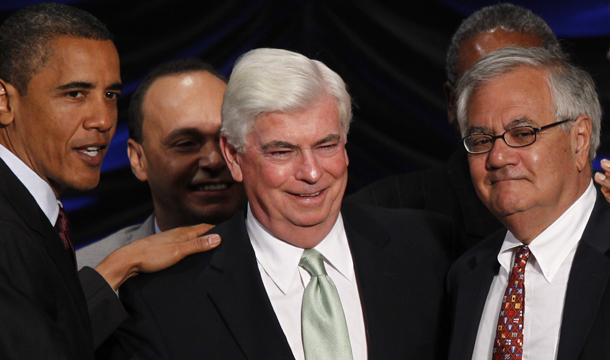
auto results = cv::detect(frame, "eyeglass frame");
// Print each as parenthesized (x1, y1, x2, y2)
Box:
(461, 118, 575, 154)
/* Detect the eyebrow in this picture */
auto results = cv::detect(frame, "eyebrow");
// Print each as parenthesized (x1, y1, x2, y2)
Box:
(315, 134, 341, 145)
(261, 134, 341, 151)
(466, 117, 536, 135)
(57, 82, 94, 91)
(261, 141, 298, 151)
(166, 127, 205, 140)
(506, 117, 535, 128)
(56, 81, 123, 92)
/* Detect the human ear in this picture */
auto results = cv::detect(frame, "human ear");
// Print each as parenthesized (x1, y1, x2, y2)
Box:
(127, 139, 149, 182)
(220, 136, 243, 182)
(0, 79, 17, 126)
(572, 115, 592, 172)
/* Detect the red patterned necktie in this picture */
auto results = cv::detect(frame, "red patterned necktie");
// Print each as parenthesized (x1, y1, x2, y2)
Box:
(55, 206, 76, 269)
(492, 245, 530, 360)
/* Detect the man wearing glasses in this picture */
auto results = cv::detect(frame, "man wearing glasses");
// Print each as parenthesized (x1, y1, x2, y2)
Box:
(448, 46, 610, 360)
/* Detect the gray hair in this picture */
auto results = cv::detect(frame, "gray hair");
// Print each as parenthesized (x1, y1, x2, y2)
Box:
(446, 3, 561, 86)
(221, 48, 352, 153)
(456, 47, 601, 162)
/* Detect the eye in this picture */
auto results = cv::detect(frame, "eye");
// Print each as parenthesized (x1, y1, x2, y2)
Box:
(175, 140, 198, 148)
(470, 135, 491, 147)
(508, 127, 535, 145)
(320, 144, 337, 150)
(270, 150, 291, 158)
(105, 91, 120, 100)
(171, 139, 202, 153)
(66, 90, 85, 99)
(511, 128, 534, 138)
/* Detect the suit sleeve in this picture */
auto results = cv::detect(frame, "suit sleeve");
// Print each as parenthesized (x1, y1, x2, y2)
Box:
(78, 266, 127, 348)
(0, 221, 84, 359)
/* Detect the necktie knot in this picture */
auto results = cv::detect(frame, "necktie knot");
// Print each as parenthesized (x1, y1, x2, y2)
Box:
(513, 245, 531, 271)
(55, 207, 68, 236)
(300, 248, 327, 277)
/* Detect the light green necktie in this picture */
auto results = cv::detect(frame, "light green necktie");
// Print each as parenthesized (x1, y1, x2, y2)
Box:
(300, 248, 353, 360)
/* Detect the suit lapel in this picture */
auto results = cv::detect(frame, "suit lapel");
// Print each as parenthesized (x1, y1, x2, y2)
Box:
(449, 233, 503, 360)
(557, 191, 610, 360)
(206, 209, 295, 359)
(341, 204, 393, 358)
(0, 159, 91, 330)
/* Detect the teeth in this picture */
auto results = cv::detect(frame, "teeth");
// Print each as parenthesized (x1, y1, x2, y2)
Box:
(198, 183, 228, 191)
(82, 147, 100, 157)
(299, 192, 321, 197)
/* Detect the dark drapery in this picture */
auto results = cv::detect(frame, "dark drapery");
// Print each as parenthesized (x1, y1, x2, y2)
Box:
(0, 0, 608, 245)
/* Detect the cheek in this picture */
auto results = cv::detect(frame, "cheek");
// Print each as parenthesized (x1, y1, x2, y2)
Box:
(258, 162, 294, 189)
(154, 153, 197, 185)
(321, 153, 349, 178)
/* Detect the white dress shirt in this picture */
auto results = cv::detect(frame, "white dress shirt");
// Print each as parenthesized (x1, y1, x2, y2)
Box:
(247, 204, 367, 360)
(472, 181, 596, 360)
(0, 144, 59, 225)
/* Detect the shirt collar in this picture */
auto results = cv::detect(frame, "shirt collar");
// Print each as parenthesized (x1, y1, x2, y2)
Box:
(0, 144, 59, 225)
(154, 216, 161, 234)
(500, 180, 596, 282)
(247, 203, 354, 294)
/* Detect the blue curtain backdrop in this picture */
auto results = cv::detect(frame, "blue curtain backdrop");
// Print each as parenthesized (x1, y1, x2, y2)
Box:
(0, 0, 608, 246)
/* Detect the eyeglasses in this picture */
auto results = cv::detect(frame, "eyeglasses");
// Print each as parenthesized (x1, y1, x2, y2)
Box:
(462, 119, 574, 154)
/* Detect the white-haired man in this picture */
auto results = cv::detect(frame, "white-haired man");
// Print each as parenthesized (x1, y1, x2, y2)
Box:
(448, 47, 610, 360)
(110, 48, 454, 360)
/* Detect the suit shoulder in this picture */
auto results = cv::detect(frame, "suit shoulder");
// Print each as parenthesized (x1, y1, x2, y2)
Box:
(344, 202, 454, 270)
(76, 223, 145, 269)
(351, 202, 454, 236)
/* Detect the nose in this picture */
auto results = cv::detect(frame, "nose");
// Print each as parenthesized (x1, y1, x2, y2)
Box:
(83, 97, 115, 133)
(295, 150, 323, 184)
(199, 141, 225, 174)
(486, 136, 519, 169)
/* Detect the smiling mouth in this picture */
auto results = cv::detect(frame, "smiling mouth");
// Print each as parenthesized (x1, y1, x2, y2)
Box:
(297, 191, 321, 197)
(81, 146, 105, 157)
(77, 145, 107, 157)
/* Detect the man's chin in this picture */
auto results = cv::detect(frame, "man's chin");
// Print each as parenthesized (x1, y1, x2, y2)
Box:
(51, 175, 100, 195)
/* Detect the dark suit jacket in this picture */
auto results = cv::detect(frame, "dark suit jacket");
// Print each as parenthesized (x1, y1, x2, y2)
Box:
(348, 147, 502, 256)
(0, 158, 95, 359)
(448, 187, 610, 360)
(110, 202, 454, 360)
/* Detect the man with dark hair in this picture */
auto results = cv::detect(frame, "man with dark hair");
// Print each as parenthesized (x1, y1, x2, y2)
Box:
(0, 4, 219, 358)
(77, 58, 245, 268)
(348, 3, 561, 254)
